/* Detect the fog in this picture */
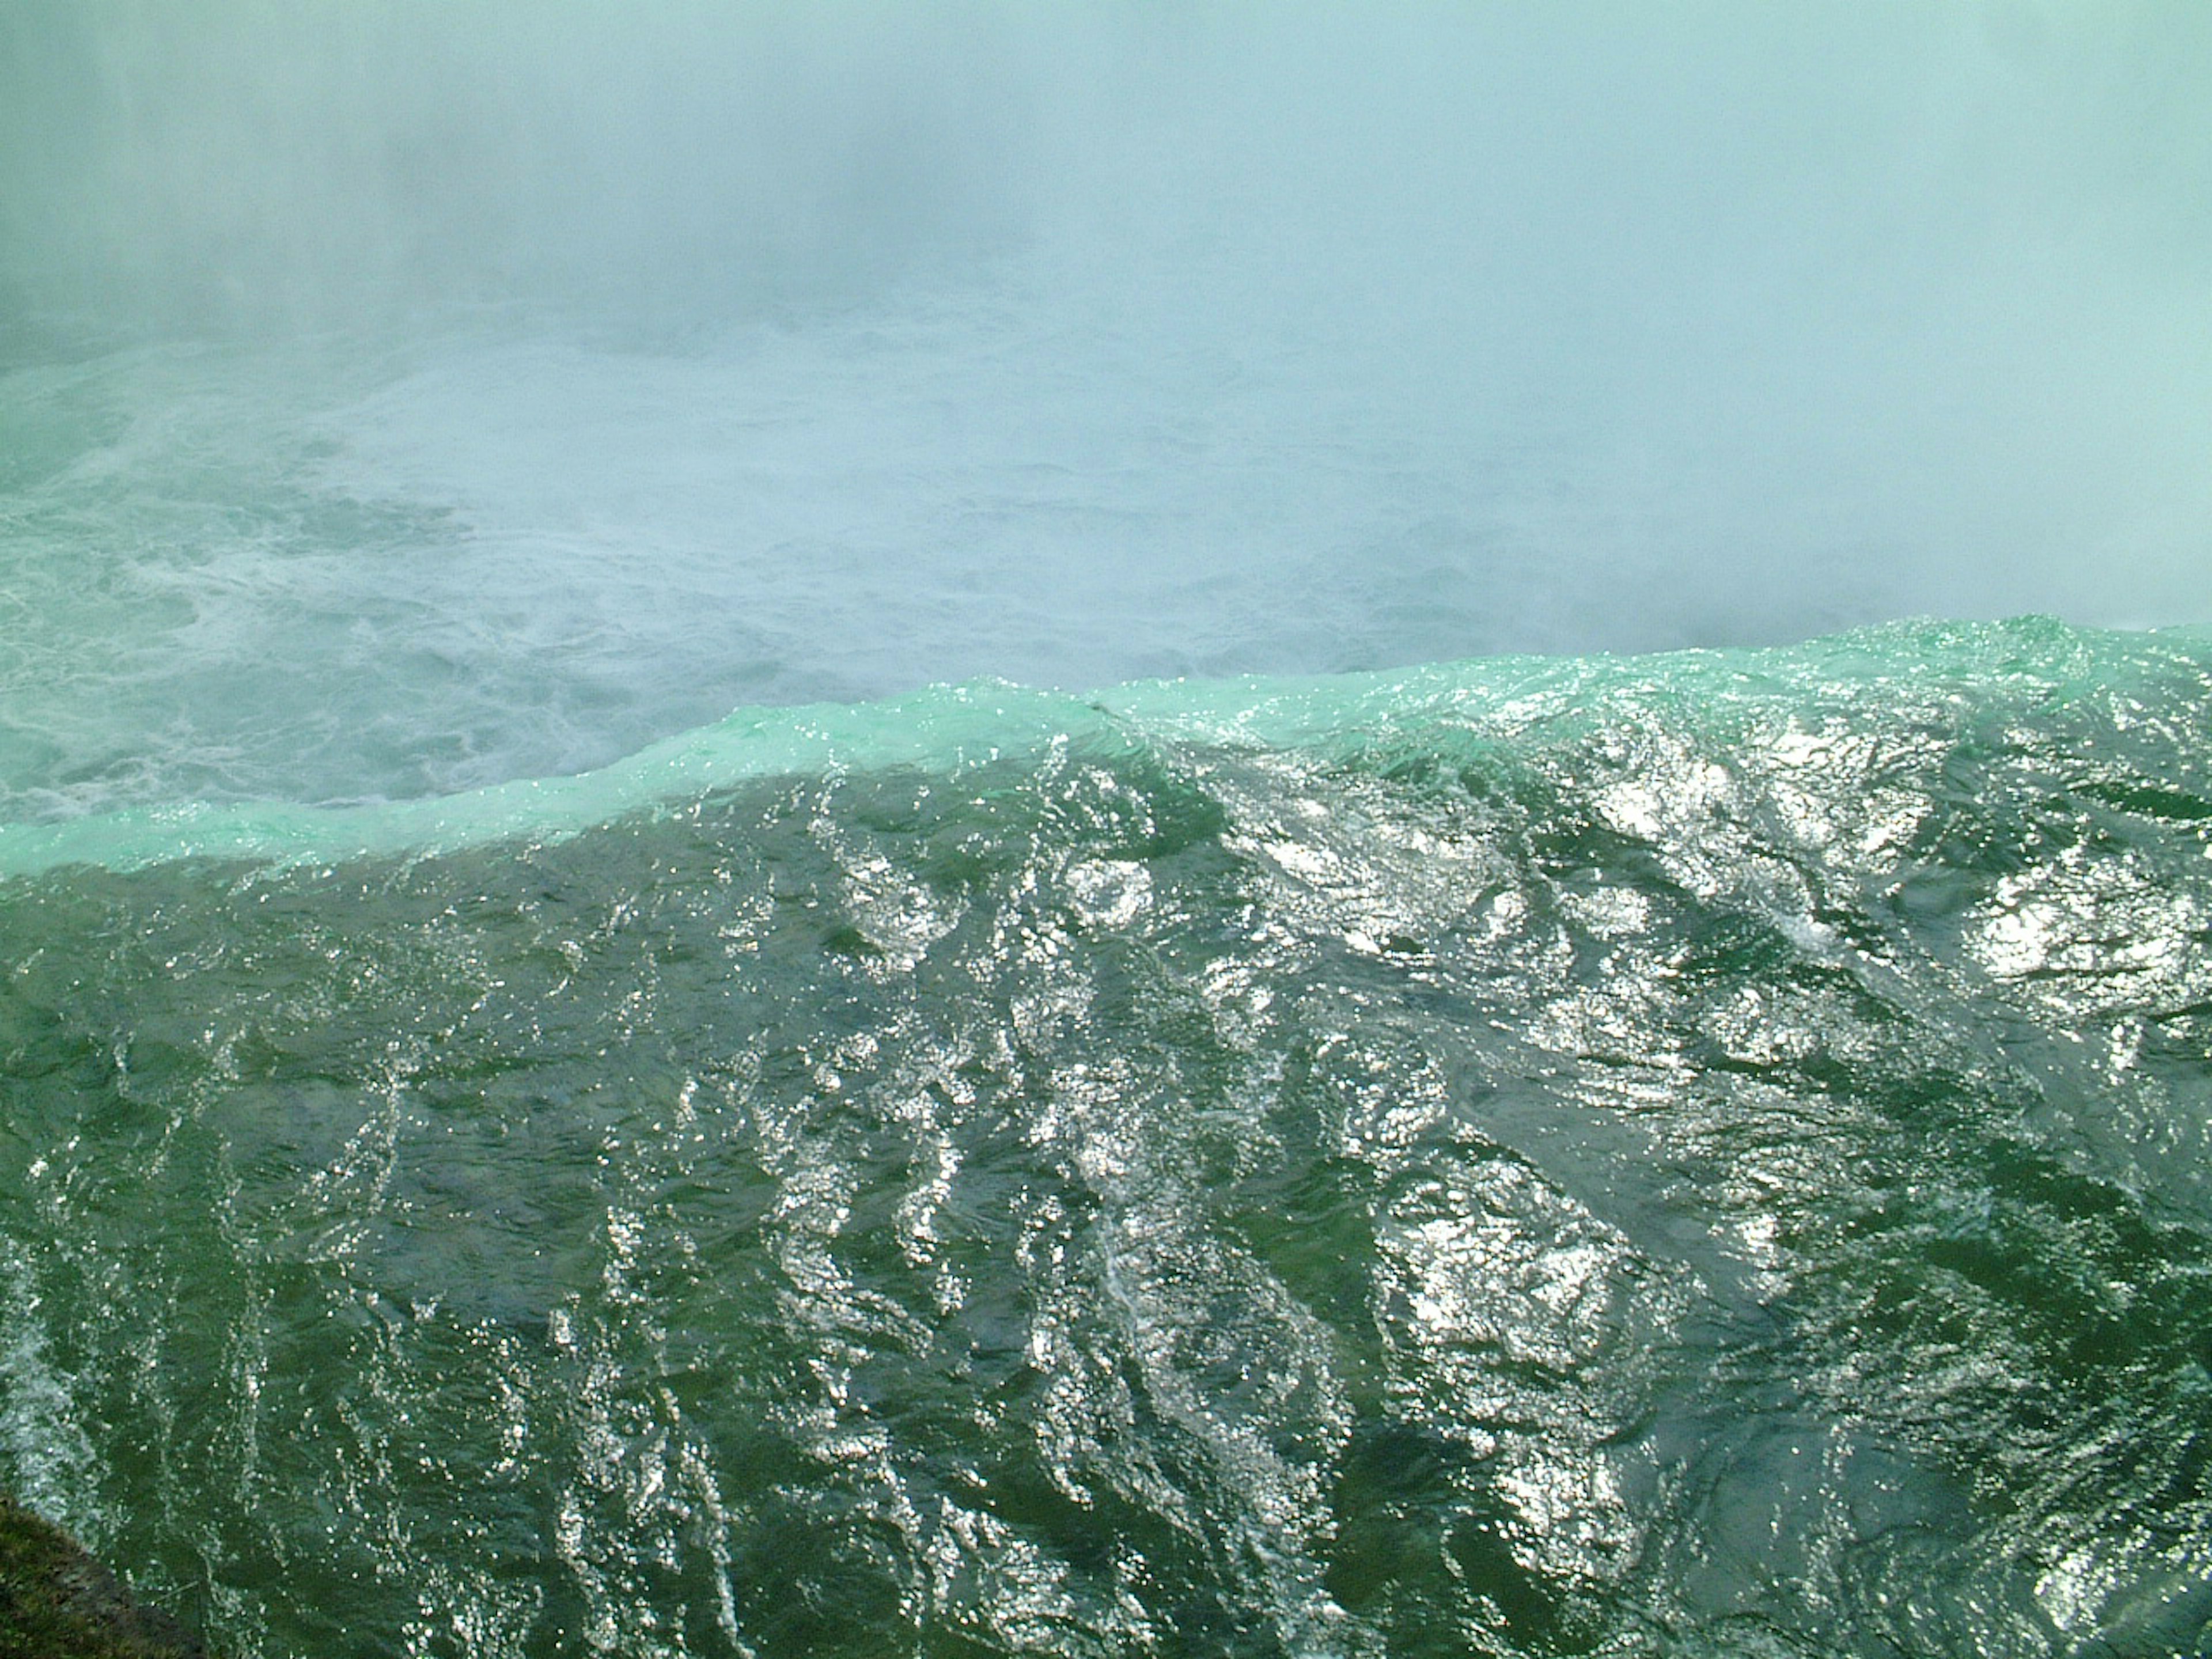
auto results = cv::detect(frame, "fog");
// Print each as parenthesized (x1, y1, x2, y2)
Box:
(0, 2, 2207, 808)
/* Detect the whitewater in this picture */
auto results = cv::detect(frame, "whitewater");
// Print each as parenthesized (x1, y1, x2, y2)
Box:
(2, 5, 2210, 1656)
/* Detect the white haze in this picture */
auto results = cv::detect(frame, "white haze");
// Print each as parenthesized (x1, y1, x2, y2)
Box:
(0, 2, 2206, 811)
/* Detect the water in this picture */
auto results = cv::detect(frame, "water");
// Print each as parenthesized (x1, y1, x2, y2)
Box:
(3, 6, 2211, 1657)
(5, 619, 2211, 1656)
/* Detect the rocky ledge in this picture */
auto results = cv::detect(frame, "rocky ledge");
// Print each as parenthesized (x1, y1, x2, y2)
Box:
(0, 1497, 210, 1659)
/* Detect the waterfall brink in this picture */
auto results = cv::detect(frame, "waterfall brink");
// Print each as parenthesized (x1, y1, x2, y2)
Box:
(1, 8, 2209, 1656)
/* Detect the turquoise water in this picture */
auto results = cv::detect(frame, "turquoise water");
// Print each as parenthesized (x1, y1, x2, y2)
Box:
(5, 616, 2210, 1656)
(4, 7, 2210, 1654)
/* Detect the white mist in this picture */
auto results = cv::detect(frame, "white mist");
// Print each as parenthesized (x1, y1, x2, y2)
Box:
(0, 3, 2205, 816)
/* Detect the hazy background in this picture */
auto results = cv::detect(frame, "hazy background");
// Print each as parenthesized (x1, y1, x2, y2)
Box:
(0, 1, 2207, 813)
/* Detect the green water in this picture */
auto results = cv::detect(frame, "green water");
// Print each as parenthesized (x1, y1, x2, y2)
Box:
(3, 618, 2209, 1656)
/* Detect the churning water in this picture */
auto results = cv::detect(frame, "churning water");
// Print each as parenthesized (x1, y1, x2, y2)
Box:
(1, 6, 2209, 1656)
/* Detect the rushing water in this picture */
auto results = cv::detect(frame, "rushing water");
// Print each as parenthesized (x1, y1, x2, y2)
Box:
(5, 619, 2212, 1657)
(3, 6, 2211, 1658)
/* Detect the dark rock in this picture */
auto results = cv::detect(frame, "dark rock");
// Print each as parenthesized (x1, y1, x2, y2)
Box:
(0, 1495, 210, 1659)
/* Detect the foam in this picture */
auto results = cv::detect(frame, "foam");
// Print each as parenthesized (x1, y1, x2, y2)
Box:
(2, 615, 2202, 878)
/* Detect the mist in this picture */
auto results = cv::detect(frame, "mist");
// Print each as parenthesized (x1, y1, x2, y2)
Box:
(1, 2, 2207, 810)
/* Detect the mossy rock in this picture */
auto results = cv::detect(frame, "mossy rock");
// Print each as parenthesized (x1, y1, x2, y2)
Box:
(0, 1497, 210, 1659)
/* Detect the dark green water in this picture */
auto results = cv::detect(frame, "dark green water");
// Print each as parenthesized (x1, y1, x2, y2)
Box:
(3, 618, 2210, 1656)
